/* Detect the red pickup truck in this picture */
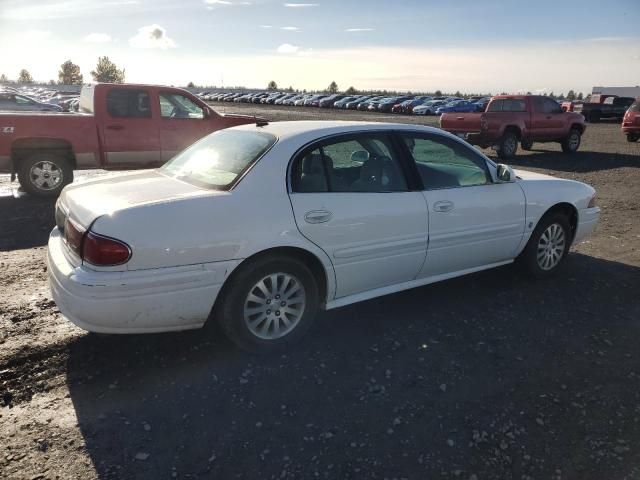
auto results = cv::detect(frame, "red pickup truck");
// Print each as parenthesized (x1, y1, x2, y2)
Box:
(440, 95, 586, 159)
(0, 83, 260, 196)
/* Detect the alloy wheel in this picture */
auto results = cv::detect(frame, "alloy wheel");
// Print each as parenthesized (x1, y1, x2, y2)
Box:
(536, 223, 566, 271)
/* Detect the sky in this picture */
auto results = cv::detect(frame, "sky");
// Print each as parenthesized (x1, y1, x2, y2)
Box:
(0, 0, 639, 94)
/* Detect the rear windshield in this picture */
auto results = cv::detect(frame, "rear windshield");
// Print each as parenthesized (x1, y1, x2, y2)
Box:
(487, 99, 526, 112)
(161, 129, 276, 190)
(629, 102, 640, 112)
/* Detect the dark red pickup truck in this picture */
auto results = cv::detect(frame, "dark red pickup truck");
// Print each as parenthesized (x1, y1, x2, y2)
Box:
(0, 83, 260, 196)
(440, 95, 586, 159)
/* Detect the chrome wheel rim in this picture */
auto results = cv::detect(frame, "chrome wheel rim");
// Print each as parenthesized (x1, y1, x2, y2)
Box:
(30, 161, 63, 191)
(537, 223, 566, 271)
(503, 136, 517, 155)
(243, 272, 306, 340)
(569, 133, 580, 150)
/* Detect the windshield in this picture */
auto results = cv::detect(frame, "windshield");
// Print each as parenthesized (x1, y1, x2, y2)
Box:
(161, 129, 276, 190)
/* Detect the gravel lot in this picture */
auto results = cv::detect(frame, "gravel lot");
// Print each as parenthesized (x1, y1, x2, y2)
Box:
(1, 105, 639, 480)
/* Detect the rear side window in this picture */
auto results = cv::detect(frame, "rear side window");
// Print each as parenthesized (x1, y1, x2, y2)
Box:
(291, 134, 408, 193)
(629, 102, 639, 112)
(107, 89, 151, 118)
(487, 99, 526, 112)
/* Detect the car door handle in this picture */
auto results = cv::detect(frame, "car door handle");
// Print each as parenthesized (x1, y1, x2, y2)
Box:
(106, 125, 124, 131)
(304, 210, 332, 224)
(433, 201, 454, 213)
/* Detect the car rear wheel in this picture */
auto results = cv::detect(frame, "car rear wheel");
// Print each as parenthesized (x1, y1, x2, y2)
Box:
(216, 255, 319, 353)
(497, 131, 518, 159)
(18, 153, 73, 197)
(518, 213, 571, 279)
(627, 134, 639, 143)
(561, 128, 581, 154)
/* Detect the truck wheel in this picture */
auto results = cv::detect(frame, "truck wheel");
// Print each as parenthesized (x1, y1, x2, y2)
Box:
(561, 129, 581, 154)
(497, 132, 518, 159)
(18, 153, 73, 197)
(589, 111, 600, 123)
(521, 138, 534, 150)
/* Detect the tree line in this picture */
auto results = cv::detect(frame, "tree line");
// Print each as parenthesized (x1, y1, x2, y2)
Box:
(0, 57, 125, 86)
(0, 64, 586, 101)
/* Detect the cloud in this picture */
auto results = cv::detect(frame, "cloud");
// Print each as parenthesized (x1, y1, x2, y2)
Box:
(83, 33, 112, 43)
(345, 28, 374, 32)
(277, 43, 300, 54)
(16, 30, 51, 41)
(204, 0, 251, 6)
(284, 3, 318, 6)
(129, 24, 176, 49)
(281, 26, 300, 31)
(260, 25, 273, 28)
(2, 0, 139, 20)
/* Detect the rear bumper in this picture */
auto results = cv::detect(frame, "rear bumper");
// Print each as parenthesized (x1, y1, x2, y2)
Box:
(47, 228, 240, 334)
(574, 207, 600, 244)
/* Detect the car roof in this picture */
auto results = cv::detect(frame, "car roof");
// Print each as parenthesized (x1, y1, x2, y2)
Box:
(231, 120, 450, 141)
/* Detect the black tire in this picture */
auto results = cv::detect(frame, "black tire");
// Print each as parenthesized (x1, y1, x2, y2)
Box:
(215, 255, 320, 353)
(521, 138, 534, 151)
(18, 153, 73, 197)
(589, 111, 601, 123)
(517, 213, 571, 279)
(497, 131, 518, 159)
(561, 128, 581, 154)
(627, 134, 639, 143)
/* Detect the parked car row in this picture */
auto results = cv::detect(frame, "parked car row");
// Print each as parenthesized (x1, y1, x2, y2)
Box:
(197, 90, 493, 115)
(0, 85, 80, 112)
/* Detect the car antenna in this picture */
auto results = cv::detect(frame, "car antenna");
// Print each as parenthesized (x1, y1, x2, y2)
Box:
(256, 119, 269, 127)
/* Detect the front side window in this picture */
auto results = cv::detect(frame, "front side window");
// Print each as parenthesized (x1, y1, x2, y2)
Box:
(401, 134, 491, 190)
(542, 97, 562, 114)
(107, 89, 151, 118)
(161, 130, 275, 189)
(159, 92, 204, 119)
(292, 134, 408, 193)
(487, 99, 526, 112)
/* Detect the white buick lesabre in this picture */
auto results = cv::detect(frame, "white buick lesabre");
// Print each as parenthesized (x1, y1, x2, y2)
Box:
(48, 121, 600, 351)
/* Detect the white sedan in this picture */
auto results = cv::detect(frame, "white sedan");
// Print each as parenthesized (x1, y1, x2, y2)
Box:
(48, 121, 600, 351)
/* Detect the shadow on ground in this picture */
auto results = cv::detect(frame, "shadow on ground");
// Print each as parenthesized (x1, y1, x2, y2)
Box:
(67, 253, 640, 480)
(508, 151, 639, 174)
(0, 195, 56, 250)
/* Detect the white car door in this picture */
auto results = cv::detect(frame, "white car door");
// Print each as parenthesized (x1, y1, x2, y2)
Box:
(398, 132, 526, 278)
(288, 133, 428, 298)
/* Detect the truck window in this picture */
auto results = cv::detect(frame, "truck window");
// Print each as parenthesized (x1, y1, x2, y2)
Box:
(487, 99, 526, 112)
(107, 89, 151, 118)
(540, 97, 562, 114)
(159, 92, 204, 119)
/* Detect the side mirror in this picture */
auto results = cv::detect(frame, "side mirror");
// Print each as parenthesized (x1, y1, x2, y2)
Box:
(496, 163, 515, 182)
(350, 150, 370, 164)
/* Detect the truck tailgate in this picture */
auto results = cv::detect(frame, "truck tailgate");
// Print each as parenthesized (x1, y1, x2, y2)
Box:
(439, 112, 483, 134)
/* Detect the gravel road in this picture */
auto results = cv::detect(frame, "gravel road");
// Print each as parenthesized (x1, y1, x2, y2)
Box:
(1, 105, 639, 480)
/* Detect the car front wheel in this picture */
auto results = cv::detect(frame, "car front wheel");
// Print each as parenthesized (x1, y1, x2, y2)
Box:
(216, 255, 319, 352)
(518, 213, 571, 279)
(497, 131, 518, 159)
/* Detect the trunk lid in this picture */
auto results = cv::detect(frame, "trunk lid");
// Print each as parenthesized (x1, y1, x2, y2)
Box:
(59, 170, 212, 227)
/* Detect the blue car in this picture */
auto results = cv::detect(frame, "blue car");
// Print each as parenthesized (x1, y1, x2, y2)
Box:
(435, 100, 478, 115)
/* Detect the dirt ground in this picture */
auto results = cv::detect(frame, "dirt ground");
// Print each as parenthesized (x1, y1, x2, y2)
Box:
(1, 105, 639, 480)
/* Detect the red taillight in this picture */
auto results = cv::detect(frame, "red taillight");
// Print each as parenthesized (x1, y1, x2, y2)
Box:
(82, 232, 131, 266)
(64, 217, 85, 255)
